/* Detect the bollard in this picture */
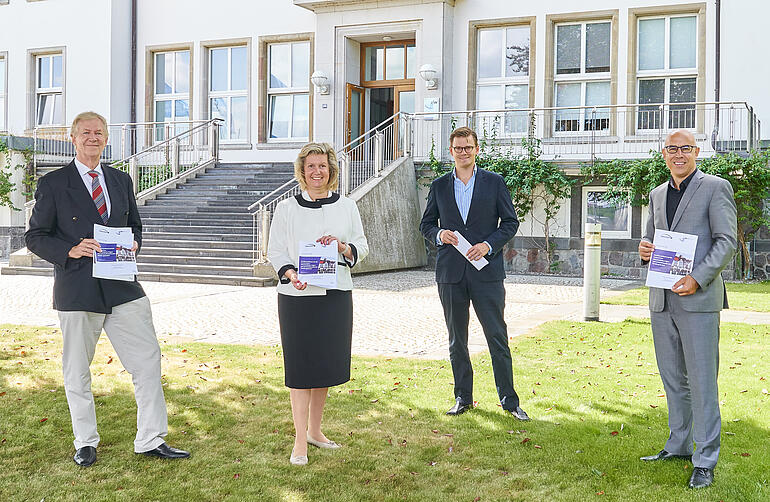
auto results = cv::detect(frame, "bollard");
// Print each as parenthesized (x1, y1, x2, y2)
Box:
(583, 223, 602, 321)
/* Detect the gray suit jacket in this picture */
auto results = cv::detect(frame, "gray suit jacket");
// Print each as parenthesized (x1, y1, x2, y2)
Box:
(642, 170, 737, 313)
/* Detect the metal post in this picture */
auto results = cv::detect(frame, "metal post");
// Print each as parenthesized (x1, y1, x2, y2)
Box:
(583, 223, 602, 321)
(657, 104, 664, 151)
(32, 128, 38, 177)
(374, 131, 384, 176)
(338, 154, 347, 196)
(259, 208, 270, 262)
(171, 138, 180, 176)
(121, 125, 128, 160)
(129, 157, 139, 194)
(747, 106, 755, 152)
(404, 115, 412, 157)
(208, 120, 220, 161)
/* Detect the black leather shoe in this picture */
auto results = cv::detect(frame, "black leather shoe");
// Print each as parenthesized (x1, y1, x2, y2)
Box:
(73, 446, 96, 467)
(446, 398, 472, 415)
(688, 467, 714, 489)
(640, 449, 692, 462)
(139, 443, 190, 459)
(507, 406, 530, 421)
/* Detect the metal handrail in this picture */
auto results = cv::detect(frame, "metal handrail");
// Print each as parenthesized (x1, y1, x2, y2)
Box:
(111, 119, 220, 165)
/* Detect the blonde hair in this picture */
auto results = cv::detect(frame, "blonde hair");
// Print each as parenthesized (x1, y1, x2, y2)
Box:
(70, 111, 108, 139)
(294, 142, 340, 192)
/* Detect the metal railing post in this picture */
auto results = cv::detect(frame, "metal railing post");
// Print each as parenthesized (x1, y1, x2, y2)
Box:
(375, 131, 384, 176)
(209, 120, 220, 161)
(747, 106, 755, 152)
(259, 208, 270, 262)
(404, 115, 412, 157)
(32, 128, 38, 177)
(171, 138, 180, 176)
(657, 104, 665, 150)
(129, 157, 139, 194)
(121, 125, 128, 160)
(338, 154, 347, 196)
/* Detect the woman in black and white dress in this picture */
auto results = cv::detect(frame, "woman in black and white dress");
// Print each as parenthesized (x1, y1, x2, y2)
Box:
(267, 142, 369, 466)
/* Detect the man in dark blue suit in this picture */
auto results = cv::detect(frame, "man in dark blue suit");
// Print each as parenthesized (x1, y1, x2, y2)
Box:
(420, 127, 528, 420)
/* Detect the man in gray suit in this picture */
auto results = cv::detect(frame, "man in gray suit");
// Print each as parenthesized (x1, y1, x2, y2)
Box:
(638, 129, 737, 489)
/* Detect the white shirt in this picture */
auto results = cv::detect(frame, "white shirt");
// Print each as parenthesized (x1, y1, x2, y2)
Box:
(267, 191, 369, 296)
(74, 158, 111, 218)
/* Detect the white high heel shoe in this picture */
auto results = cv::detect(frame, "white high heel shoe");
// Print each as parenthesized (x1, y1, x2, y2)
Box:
(290, 448, 308, 465)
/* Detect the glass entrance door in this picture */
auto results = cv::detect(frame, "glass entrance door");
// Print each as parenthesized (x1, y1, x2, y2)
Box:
(346, 83, 364, 147)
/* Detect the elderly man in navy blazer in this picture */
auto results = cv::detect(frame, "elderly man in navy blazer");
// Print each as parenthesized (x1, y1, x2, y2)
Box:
(420, 126, 528, 420)
(26, 111, 189, 467)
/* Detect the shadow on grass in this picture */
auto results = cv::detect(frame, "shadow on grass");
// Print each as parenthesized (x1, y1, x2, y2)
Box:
(1, 323, 768, 502)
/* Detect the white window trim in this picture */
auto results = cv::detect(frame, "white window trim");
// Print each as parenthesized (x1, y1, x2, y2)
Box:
(0, 53, 7, 132)
(153, 50, 191, 131)
(267, 41, 310, 143)
(208, 45, 249, 143)
(553, 20, 612, 135)
(35, 54, 64, 126)
(475, 26, 531, 137)
(581, 186, 632, 239)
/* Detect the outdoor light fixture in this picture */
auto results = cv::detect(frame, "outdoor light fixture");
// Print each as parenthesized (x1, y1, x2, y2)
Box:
(311, 70, 330, 95)
(418, 64, 438, 90)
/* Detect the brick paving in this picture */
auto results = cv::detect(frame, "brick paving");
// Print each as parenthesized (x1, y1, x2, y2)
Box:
(2, 270, 768, 358)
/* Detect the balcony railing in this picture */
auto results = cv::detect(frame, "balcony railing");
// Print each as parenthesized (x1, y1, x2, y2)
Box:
(410, 102, 760, 163)
(32, 120, 211, 175)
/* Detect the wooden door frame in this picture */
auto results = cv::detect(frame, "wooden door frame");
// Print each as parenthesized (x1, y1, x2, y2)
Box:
(345, 83, 365, 146)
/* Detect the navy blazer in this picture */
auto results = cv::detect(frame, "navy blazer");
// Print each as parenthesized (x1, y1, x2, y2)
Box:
(420, 167, 519, 284)
(25, 161, 146, 313)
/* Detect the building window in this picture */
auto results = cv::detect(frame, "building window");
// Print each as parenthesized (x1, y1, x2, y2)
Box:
(209, 46, 248, 142)
(476, 26, 530, 134)
(153, 50, 190, 139)
(361, 40, 415, 84)
(553, 21, 611, 133)
(0, 55, 6, 131)
(35, 54, 63, 126)
(267, 41, 309, 141)
(637, 15, 697, 130)
(582, 187, 631, 239)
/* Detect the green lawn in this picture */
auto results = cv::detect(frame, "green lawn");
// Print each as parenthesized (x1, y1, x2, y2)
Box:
(604, 281, 770, 312)
(1, 321, 768, 502)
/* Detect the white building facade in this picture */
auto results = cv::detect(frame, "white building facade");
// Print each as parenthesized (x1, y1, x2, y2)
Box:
(1, 0, 768, 273)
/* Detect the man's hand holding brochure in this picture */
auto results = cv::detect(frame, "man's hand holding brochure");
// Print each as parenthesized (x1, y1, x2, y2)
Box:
(92, 224, 138, 281)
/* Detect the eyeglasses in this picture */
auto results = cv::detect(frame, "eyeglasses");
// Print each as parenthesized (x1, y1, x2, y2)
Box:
(664, 145, 696, 154)
(451, 146, 476, 154)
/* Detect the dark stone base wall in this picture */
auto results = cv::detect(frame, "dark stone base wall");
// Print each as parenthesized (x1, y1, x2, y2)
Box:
(0, 226, 25, 260)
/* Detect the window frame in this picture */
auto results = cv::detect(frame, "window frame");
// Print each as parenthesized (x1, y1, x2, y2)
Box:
(266, 40, 311, 143)
(206, 43, 250, 145)
(0, 52, 7, 132)
(635, 14, 698, 132)
(473, 23, 534, 137)
(552, 20, 613, 135)
(144, 43, 194, 142)
(34, 53, 64, 127)
(359, 39, 416, 87)
(581, 186, 632, 240)
(152, 49, 192, 138)
(627, 4, 706, 135)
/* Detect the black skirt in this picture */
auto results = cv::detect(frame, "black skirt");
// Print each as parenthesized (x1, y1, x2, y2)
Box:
(277, 290, 353, 389)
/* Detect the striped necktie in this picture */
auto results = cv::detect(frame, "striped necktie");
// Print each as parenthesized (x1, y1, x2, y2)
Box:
(87, 171, 108, 223)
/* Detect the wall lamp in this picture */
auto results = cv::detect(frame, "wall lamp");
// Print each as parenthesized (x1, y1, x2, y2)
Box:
(311, 70, 330, 95)
(418, 64, 438, 90)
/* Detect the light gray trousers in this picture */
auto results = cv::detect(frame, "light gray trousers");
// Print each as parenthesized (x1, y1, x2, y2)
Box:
(58, 296, 168, 453)
(650, 290, 721, 469)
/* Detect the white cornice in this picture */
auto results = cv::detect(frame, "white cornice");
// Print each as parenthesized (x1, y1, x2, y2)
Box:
(294, 0, 455, 13)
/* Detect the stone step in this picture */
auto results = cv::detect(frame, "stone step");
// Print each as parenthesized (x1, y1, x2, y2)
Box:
(136, 271, 273, 287)
(1, 266, 53, 276)
(140, 246, 253, 258)
(141, 217, 252, 226)
(143, 222, 250, 232)
(140, 238, 252, 250)
(139, 210, 251, 218)
(142, 232, 252, 242)
(137, 254, 253, 267)
(137, 262, 254, 277)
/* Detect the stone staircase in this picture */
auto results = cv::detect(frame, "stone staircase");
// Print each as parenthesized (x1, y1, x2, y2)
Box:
(2, 162, 295, 286)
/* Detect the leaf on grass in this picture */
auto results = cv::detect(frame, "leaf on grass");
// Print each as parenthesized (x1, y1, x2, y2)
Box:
(610, 431, 619, 436)
(741, 452, 751, 457)
(39, 418, 48, 423)
(740, 389, 748, 393)
(725, 431, 735, 436)
(106, 356, 113, 364)
(534, 445, 542, 449)
(371, 399, 379, 403)
(431, 429, 440, 434)
(237, 440, 244, 444)
(410, 471, 418, 476)
(521, 438, 531, 445)
(233, 474, 240, 479)
(649, 404, 658, 408)
(428, 461, 437, 466)
(596, 491, 605, 495)
(762, 389, 769, 395)
(443, 433, 453, 437)
(474, 497, 481, 502)
(0, 392, 5, 397)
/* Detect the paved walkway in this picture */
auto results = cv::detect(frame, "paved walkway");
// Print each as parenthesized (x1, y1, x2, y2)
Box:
(2, 270, 769, 359)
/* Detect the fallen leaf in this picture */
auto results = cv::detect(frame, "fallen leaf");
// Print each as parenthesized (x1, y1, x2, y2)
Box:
(596, 491, 605, 495)
(649, 404, 658, 408)
(238, 440, 244, 444)
(0, 392, 6, 397)
(474, 498, 481, 502)
(233, 473, 240, 479)
(521, 438, 531, 445)
(428, 461, 437, 466)
(431, 429, 440, 434)
(762, 389, 768, 395)
(534, 445, 542, 449)
(370, 399, 379, 403)
(610, 431, 619, 436)
(741, 453, 751, 457)
(181, 349, 187, 353)
(106, 356, 113, 364)
(39, 418, 48, 423)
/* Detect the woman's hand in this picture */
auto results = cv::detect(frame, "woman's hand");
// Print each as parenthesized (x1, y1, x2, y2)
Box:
(285, 269, 307, 290)
(317, 235, 346, 253)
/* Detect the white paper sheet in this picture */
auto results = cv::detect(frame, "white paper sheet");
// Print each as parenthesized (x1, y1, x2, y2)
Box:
(645, 229, 698, 289)
(452, 230, 489, 271)
(297, 241, 338, 289)
(92, 224, 138, 282)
